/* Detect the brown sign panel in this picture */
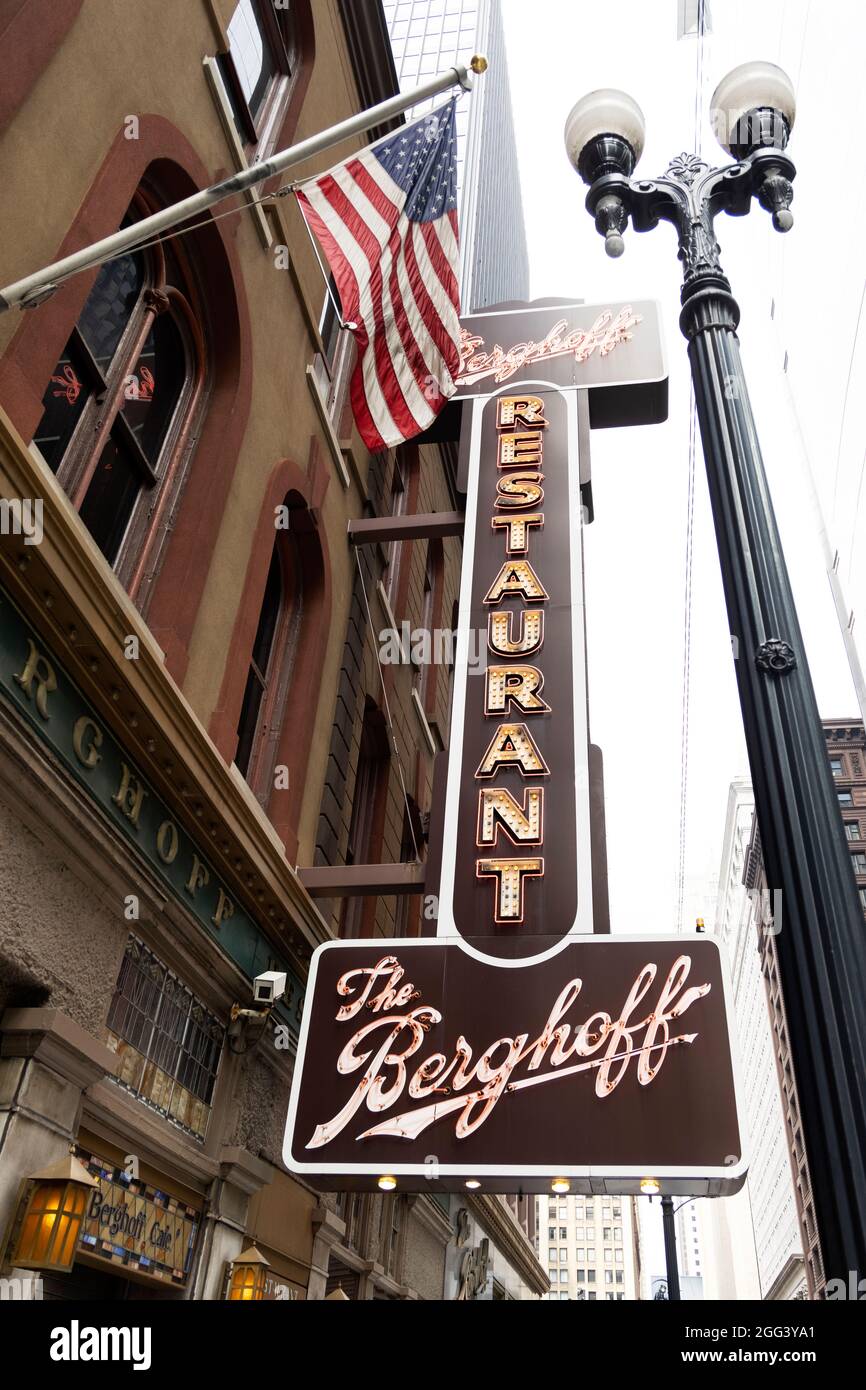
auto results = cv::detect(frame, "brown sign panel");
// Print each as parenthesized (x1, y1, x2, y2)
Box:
(283, 938, 747, 1195)
(454, 299, 668, 427)
(438, 384, 590, 958)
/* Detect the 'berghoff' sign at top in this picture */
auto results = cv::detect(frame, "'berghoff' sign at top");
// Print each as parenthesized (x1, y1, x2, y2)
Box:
(453, 299, 667, 425)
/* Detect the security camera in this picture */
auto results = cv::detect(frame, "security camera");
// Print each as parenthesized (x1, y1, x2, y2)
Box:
(253, 970, 287, 1006)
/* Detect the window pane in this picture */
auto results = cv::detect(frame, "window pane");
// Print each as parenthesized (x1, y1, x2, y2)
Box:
(32, 338, 94, 471)
(228, 0, 278, 115)
(107, 937, 223, 1138)
(123, 309, 186, 465)
(236, 543, 283, 775)
(78, 429, 142, 563)
(77, 250, 145, 371)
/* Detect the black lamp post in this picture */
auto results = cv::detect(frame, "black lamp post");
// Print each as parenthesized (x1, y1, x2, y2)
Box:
(661, 1195, 681, 1302)
(566, 62, 866, 1289)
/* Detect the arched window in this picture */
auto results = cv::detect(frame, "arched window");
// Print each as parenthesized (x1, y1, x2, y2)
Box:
(235, 526, 303, 801)
(219, 0, 306, 159)
(31, 186, 206, 600)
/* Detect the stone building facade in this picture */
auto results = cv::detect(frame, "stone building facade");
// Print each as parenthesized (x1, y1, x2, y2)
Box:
(0, 0, 545, 1300)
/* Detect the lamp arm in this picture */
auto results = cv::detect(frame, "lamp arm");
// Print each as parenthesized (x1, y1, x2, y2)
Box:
(584, 151, 796, 277)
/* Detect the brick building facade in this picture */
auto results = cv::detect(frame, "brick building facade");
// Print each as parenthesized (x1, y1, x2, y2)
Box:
(0, 0, 545, 1301)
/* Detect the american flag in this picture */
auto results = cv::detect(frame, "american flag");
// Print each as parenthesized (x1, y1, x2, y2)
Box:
(295, 100, 461, 451)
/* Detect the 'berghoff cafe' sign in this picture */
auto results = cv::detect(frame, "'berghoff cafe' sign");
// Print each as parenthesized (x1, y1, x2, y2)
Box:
(283, 938, 747, 1194)
(76, 1152, 199, 1286)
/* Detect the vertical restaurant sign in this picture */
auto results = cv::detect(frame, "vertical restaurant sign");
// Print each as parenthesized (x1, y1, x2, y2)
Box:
(437, 380, 592, 960)
(437, 297, 667, 964)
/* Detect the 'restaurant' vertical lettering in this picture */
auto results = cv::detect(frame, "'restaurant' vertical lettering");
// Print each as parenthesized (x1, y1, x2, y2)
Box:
(476, 396, 551, 923)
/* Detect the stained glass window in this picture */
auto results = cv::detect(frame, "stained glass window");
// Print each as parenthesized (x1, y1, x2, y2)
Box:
(106, 936, 224, 1140)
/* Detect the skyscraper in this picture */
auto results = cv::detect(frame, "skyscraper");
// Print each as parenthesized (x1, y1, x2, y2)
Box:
(706, 779, 811, 1299)
(383, 0, 530, 309)
(536, 1194, 641, 1301)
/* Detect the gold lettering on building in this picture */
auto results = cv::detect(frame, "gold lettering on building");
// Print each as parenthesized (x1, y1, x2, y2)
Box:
(156, 819, 179, 864)
(212, 887, 235, 929)
(13, 638, 57, 719)
(72, 715, 103, 769)
(112, 762, 148, 828)
(186, 854, 210, 897)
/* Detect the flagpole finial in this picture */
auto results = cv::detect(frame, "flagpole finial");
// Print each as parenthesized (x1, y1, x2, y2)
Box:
(470, 54, 488, 74)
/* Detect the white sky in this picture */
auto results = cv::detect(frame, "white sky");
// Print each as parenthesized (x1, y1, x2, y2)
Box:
(498, 0, 866, 1287)
(499, 0, 864, 939)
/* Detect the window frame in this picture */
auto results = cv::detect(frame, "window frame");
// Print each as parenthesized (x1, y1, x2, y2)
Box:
(106, 935, 225, 1140)
(235, 526, 304, 802)
(219, 0, 300, 159)
(32, 186, 207, 600)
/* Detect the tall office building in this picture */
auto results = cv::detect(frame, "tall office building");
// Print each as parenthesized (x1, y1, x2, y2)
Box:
(704, 779, 811, 1299)
(825, 719, 866, 912)
(383, 0, 530, 308)
(675, 1201, 703, 1284)
(537, 1194, 641, 1301)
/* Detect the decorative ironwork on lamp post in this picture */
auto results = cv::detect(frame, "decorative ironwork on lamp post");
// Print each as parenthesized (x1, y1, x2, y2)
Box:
(565, 62, 866, 1289)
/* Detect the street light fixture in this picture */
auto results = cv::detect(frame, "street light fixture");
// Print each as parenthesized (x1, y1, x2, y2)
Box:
(565, 61, 866, 1286)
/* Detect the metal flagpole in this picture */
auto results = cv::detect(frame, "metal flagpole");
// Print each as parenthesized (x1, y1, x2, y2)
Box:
(0, 56, 488, 314)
